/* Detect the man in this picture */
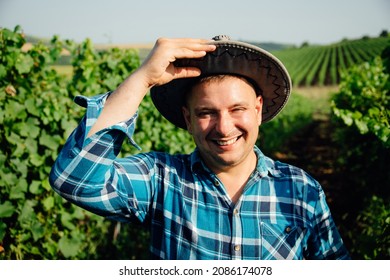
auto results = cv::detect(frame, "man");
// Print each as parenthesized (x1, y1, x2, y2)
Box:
(50, 36, 350, 260)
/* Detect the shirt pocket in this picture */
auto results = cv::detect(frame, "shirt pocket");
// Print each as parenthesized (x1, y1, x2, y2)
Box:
(261, 221, 306, 260)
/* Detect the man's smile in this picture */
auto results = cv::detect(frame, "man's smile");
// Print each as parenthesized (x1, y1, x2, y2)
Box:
(210, 135, 243, 147)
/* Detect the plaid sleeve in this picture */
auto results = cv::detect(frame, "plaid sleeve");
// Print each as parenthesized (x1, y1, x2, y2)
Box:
(49, 93, 152, 223)
(308, 188, 351, 259)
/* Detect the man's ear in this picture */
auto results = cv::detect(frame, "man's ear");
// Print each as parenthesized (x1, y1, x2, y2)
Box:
(256, 95, 263, 125)
(182, 106, 192, 134)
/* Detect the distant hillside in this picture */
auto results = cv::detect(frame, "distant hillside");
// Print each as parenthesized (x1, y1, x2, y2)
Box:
(243, 41, 295, 52)
(25, 34, 51, 44)
(24, 34, 293, 52)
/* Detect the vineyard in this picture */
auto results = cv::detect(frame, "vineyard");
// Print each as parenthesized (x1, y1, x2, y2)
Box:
(48, 35, 390, 88)
(0, 26, 389, 260)
(272, 36, 389, 86)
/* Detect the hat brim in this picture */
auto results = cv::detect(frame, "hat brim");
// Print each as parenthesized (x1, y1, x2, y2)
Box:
(150, 39, 292, 129)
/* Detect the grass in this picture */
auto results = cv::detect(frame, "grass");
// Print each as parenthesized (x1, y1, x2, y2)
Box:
(294, 86, 339, 120)
(258, 86, 337, 154)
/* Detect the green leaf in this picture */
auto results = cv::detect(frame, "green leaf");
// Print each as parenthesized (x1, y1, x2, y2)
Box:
(11, 142, 25, 158)
(61, 118, 78, 139)
(18, 200, 38, 227)
(58, 235, 82, 258)
(0, 201, 16, 218)
(25, 98, 40, 117)
(4, 26, 23, 44)
(29, 180, 43, 195)
(10, 158, 28, 178)
(42, 196, 54, 211)
(41, 178, 52, 191)
(341, 111, 353, 126)
(61, 212, 76, 230)
(15, 53, 34, 74)
(0, 152, 6, 167)
(354, 118, 369, 134)
(9, 178, 28, 199)
(5, 100, 26, 120)
(29, 153, 45, 166)
(0, 111, 4, 125)
(30, 246, 42, 256)
(31, 221, 45, 241)
(0, 172, 18, 188)
(103, 75, 121, 89)
(72, 207, 86, 220)
(0, 221, 6, 241)
(25, 137, 38, 154)
(39, 131, 60, 150)
(42, 241, 57, 257)
(28, 122, 41, 139)
(0, 64, 6, 79)
(5, 131, 21, 145)
(19, 232, 32, 243)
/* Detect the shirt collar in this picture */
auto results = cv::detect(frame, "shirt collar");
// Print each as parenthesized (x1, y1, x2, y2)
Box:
(189, 148, 208, 173)
(254, 146, 285, 178)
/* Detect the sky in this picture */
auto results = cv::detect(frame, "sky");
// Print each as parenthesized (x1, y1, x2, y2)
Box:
(0, 0, 389, 46)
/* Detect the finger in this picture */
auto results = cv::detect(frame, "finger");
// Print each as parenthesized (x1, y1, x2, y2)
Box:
(171, 44, 216, 60)
(177, 39, 216, 51)
(177, 40, 216, 53)
(157, 37, 215, 48)
(156, 38, 216, 56)
(172, 49, 208, 60)
(173, 67, 202, 79)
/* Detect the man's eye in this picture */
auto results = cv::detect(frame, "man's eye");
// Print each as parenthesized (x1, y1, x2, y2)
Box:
(197, 111, 212, 117)
(233, 107, 246, 112)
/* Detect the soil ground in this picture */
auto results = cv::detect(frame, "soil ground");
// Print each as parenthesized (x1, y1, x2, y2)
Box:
(272, 86, 355, 250)
(271, 118, 345, 212)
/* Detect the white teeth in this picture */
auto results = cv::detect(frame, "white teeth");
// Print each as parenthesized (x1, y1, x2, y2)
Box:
(216, 137, 238, 146)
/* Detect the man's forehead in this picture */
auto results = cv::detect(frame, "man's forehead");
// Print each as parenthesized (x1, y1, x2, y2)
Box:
(195, 74, 255, 87)
(189, 80, 257, 106)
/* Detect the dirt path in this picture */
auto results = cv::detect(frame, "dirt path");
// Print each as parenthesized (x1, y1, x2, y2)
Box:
(271, 118, 348, 223)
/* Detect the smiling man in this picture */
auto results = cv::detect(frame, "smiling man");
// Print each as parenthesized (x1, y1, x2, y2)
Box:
(50, 36, 350, 260)
(182, 75, 262, 203)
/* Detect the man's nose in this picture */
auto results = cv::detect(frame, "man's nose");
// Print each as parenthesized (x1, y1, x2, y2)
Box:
(215, 112, 234, 136)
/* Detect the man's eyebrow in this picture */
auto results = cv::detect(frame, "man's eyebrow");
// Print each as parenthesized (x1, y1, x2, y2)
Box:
(194, 106, 217, 112)
(231, 102, 250, 107)
(194, 102, 251, 110)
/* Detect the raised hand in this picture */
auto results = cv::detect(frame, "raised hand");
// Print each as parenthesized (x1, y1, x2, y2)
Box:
(136, 38, 216, 88)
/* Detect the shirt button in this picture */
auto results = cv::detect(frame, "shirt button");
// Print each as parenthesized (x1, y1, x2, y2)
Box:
(234, 245, 240, 251)
(214, 180, 220, 186)
(233, 209, 239, 215)
(285, 226, 292, 233)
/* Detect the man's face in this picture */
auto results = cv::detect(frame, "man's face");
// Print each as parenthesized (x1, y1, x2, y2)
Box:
(182, 76, 263, 172)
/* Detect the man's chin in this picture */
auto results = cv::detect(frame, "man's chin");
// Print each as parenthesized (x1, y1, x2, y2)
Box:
(204, 154, 243, 170)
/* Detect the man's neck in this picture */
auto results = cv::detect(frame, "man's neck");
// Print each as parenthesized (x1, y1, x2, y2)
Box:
(212, 152, 258, 204)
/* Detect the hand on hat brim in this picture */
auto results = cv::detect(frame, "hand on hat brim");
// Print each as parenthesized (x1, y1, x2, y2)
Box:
(138, 38, 216, 88)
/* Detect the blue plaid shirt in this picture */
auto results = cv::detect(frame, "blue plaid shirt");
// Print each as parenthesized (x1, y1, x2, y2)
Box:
(50, 93, 350, 260)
